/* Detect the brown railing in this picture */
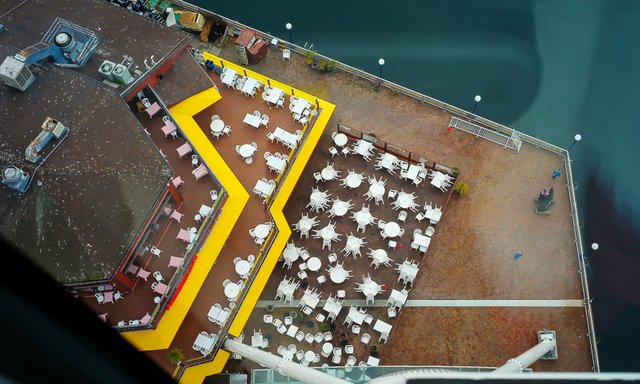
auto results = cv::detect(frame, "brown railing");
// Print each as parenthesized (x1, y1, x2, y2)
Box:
(336, 123, 457, 212)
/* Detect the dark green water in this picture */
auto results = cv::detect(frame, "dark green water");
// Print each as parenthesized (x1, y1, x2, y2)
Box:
(192, 0, 640, 370)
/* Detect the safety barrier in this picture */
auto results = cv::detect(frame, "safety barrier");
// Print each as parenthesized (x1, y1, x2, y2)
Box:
(449, 117, 522, 152)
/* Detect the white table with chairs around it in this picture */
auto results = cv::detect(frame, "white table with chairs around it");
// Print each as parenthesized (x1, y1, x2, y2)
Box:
(224, 282, 242, 300)
(235, 259, 251, 277)
(243, 113, 262, 128)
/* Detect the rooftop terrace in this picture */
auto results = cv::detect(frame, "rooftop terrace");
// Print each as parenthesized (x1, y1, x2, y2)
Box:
(209, 31, 593, 373)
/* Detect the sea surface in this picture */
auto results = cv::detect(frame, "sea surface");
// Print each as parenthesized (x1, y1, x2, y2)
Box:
(192, 0, 640, 371)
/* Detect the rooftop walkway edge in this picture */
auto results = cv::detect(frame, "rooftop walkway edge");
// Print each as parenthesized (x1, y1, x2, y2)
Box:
(178, 54, 336, 384)
(122, 87, 251, 350)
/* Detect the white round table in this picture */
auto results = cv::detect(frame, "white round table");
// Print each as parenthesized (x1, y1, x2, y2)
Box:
(310, 191, 327, 206)
(224, 283, 240, 299)
(369, 183, 385, 198)
(384, 222, 401, 238)
(397, 193, 415, 209)
(304, 350, 316, 362)
(346, 237, 362, 250)
(320, 227, 336, 240)
(345, 174, 362, 188)
(361, 281, 380, 297)
(329, 266, 347, 283)
(322, 342, 333, 354)
(299, 218, 313, 232)
(321, 167, 335, 180)
(282, 246, 299, 263)
(333, 133, 348, 147)
(254, 223, 271, 239)
(210, 119, 224, 134)
(307, 257, 321, 272)
(282, 350, 294, 361)
(235, 260, 251, 276)
(355, 210, 373, 225)
(371, 249, 388, 263)
(239, 144, 254, 158)
(332, 201, 348, 217)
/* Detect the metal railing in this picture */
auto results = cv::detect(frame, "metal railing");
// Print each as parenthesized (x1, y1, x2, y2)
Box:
(174, 212, 279, 379)
(449, 117, 522, 152)
(335, 123, 457, 214)
(564, 151, 600, 372)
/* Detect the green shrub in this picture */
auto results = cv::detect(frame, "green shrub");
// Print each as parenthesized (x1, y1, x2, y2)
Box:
(303, 50, 315, 65)
(454, 181, 468, 196)
(168, 348, 185, 365)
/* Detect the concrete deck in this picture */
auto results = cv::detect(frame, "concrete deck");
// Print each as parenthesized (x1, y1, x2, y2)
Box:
(216, 40, 591, 372)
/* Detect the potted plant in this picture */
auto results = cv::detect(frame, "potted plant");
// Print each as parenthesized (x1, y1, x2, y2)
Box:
(303, 50, 316, 65)
(454, 181, 469, 196)
(266, 304, 274, 313)
(451, 167, 460, 176)
(325, 59, 336, 72)
(168, 348, 185, 365)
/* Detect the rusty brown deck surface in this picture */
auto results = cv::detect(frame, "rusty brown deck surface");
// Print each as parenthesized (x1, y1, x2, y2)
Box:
(214, 39, 592, 373)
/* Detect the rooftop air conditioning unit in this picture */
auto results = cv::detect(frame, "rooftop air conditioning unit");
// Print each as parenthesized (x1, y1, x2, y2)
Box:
(2, 166, 31, 193)
(0, 56, 36, 91)
(112, 64, 132, 84)
(98, 60, 116, 81)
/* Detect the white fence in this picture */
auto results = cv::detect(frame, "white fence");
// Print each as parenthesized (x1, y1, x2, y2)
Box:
(449, 117, 522, 152)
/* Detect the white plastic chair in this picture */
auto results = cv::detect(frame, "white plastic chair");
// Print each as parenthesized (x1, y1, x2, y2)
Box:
(425, 226, 435, 237)
(282, 49, 291, 61)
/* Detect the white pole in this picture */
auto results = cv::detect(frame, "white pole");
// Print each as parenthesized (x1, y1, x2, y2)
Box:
(493, 338, 557, 374)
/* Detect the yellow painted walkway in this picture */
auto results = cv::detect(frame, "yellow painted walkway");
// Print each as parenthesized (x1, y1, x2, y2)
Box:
(179, 55, 334, 383)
